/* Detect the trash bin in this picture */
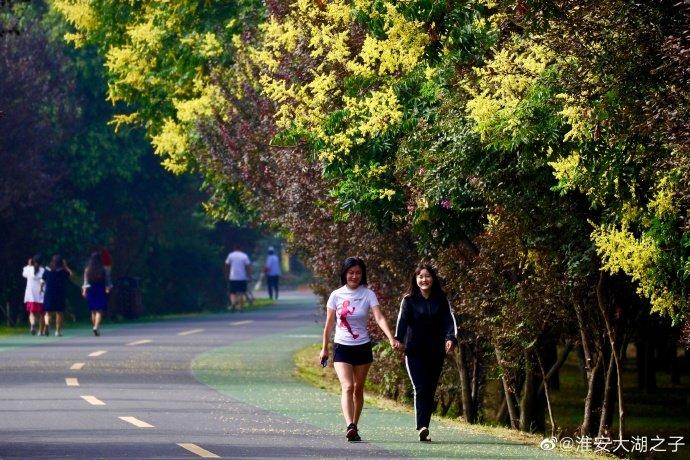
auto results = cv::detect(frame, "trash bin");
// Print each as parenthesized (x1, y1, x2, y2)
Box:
(111, 276, 143, 319)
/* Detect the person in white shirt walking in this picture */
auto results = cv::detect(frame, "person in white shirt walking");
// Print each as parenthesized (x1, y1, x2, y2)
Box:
(224, 245, 252, 312)
(264, 246, 282, 300)
(22, 254, 45, 336)
(319, 256, 402, 442)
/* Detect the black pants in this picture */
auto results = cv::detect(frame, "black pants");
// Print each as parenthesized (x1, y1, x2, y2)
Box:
(405, 353, 445, 429)
(267, 275, 279, 299)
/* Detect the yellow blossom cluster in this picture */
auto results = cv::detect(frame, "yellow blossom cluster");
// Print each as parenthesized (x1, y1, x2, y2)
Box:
(53, 0, 227, 172)
(246, 0, 428, 162)
(465, 38, 555, 143)
(52, 0, 99, 47)
(592, 225, 676, 315)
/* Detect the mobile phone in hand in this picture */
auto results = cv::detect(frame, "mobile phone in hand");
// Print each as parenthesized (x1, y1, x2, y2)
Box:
(320, 356, 328, 368)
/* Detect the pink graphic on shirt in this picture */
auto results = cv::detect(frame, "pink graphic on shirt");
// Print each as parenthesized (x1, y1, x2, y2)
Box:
(338, 300, 359, 339)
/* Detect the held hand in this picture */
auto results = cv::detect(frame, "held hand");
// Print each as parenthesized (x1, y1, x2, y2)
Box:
(390, 338, 403, 351)
(445, 340, 455, 354)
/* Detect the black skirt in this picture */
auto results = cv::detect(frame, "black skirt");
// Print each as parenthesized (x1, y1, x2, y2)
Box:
(333, 342, 373, 365)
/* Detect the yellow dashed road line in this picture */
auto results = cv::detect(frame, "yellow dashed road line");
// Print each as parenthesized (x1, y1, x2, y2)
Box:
(81, 395, 105, 406)
(177, 443, 220, 458)
(118, 416, 154, 428)
(229, 320, 253, 326)
(178, 329, 204, 336)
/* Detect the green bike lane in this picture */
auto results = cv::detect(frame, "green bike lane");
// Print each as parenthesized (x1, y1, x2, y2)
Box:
(192, 323, 573, 459)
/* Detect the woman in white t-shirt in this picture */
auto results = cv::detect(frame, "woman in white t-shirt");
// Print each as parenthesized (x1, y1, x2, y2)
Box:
(319, 256, 402, 442)
(22, 254, 45, 336)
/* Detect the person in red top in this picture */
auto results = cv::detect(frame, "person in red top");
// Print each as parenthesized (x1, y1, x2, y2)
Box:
(100, 247, 113, 276)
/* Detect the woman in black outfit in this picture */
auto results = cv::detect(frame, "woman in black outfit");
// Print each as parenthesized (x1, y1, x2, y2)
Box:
(394, 263, 457, 442)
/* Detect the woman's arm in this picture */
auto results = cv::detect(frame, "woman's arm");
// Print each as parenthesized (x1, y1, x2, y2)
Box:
(372, 306, 402, 350)
(319, 308, 336, 362)
(443, 298, 458, 353)
(393, 297, 409, 344)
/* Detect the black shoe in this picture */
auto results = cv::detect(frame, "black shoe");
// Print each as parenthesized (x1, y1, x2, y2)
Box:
(93, 329, 100, 336)
(346, 423, 358, 441)
(418, 427, 430, 442)
(30, 326, 36, 336)
(44, 326, 49, 336)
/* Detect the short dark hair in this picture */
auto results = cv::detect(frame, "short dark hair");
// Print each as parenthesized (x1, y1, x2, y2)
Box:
(406, 262, 446, 300)
(50, 254, 64, 270)
(340, 256, 367, 286)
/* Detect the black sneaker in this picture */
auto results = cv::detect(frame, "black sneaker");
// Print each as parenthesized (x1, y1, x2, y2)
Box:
(418, 427, 430, 442)
(93, 329, 100, 336)
(346, 423, 358, 441)
(30, 326, 36, 336)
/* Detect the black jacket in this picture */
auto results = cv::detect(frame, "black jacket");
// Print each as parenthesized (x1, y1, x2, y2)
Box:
(394, 293, 458, 356)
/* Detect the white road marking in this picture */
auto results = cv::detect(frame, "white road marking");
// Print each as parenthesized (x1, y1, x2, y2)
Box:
(81, 395, 105, 406)
(229, 320, 253, 326)
(118, 416, 154, 428)
(70, 362, 85, 370)
(88, 350, 107, 357)
(178, 328, 204, 336)
(65, 378, 79, 386)
(177, 443, 220, 458)
(126, 339, 152, 346)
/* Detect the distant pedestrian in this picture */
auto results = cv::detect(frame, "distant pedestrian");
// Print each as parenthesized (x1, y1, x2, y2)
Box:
(42, 255, 74, 337)
(319, 256, 401, 442)
(100, 246, 113, 278)
(394, 263, 457, 442)
(224, 245, 252, 312)
(82, 252, 112, 336)
(22, 255, 45, 336)
(264, 246, 281, 300)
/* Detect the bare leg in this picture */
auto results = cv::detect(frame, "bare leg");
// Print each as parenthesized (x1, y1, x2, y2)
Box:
(56, 312, 63, 335)
(334, 362, 355, 424)
(93, 311, 102, 330)
(44, 312, 51, 333)
(352, 363, 371, 425)
(29, 312, 36, 327)
(39, 314, 46, 334)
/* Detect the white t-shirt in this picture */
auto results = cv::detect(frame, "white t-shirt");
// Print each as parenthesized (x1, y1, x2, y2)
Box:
(22, 265, 45, 303)
(225, 250, 251, 280)
(264, 254, 281, 276)
(327, 285, 379, 346)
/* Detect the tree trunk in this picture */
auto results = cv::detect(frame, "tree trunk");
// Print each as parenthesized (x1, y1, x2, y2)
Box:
(598, 352, 616, 437)
(535, 349, 557, 437)
(538, 341, 573, 397)
(596, 272, 626, 439)
(519, 352, 544, 432)
(582, 354, 603, 437)
(457, 342, 476, 423)
(496, 349, 519, 429)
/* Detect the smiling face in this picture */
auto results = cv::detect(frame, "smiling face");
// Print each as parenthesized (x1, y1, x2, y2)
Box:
(345, 266, 363, 289)
(416, 268, 433, 294)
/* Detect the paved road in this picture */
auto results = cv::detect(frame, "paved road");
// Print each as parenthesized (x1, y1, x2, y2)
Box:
(0, 292, 560, 459)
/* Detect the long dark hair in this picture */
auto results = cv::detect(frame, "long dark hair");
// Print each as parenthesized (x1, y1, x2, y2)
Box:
(49, 254, 64, 271)
(85, 252, 106, 283)
(406, 262, 446, 300)
(31, 254, 42, 275)
(340, 256, 368, 286)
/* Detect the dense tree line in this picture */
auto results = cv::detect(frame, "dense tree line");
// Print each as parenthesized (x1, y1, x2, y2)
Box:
(54, 0, 689, 437)
(0, 2, 227, 320)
